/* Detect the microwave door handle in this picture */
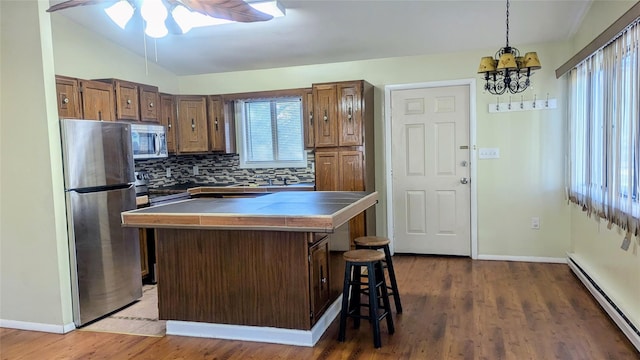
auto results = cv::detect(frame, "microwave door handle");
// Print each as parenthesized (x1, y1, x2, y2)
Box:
(154, 133, 160, 155)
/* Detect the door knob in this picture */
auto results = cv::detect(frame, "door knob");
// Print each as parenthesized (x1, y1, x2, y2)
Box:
(461, 160, 468, 167)
(460, 178, 469, 184)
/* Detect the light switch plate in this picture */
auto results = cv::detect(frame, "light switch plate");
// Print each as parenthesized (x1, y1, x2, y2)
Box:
(479, 148, 500, 159)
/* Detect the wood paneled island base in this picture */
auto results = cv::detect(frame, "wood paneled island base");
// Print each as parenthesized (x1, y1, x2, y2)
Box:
(121, 191, 378, 346)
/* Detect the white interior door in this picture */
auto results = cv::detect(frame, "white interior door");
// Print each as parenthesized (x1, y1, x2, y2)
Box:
(391, 85, 470, 255)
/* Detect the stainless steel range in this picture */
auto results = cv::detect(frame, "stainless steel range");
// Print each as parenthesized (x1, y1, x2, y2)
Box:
(134, 171, 150, 196)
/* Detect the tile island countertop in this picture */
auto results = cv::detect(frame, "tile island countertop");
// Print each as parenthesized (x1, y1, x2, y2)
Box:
(122, 191, 377, 232)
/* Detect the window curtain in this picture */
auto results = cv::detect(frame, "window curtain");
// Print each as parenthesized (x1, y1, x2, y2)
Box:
(567, 19, 640, 241)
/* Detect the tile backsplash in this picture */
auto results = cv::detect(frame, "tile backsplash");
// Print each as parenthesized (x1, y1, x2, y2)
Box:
(135, 152, 315, 189)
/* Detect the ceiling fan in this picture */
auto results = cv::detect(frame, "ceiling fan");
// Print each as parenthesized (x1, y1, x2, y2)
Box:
(46, 0, 273, 23)
(47, 0, 276, 37)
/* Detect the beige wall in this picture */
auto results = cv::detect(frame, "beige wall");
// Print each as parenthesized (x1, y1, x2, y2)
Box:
(178, 41, 573, 259)
(51, 14, 179, 93)
(1, 0, 72, 327)
(571, 1, 638, 54)
(566, 0, 640, 329)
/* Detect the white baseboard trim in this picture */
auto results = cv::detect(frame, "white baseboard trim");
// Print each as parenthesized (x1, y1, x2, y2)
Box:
(0, 319, 75, 334)
(166, 295, 343, 347)
(567, 254, 640, 352)
(476, 255, 567, 264)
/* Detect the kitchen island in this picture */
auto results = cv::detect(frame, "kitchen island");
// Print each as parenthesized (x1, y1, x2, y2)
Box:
(121, 191, 377, 346)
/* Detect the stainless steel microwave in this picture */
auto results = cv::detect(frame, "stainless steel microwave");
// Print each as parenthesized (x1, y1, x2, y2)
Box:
(131, 123, 168, 160)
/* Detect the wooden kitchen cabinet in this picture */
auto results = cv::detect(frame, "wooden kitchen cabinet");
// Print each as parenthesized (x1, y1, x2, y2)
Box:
(312, 80, 375, 246)
(303, 88, 315, 149)
(309, 236, 331, 323)
(79, 79, 116, 121)
(55, 75, 82, 119)
(176, 95, 208, 153)
(95, 79, 140, 121)
(139, 84, 160, 123)
(159, 93, 177, 153)
(315, 151, 339, 191)
(207, 95, 225, 152)
(313, 83, 338, 148)
(338, 82, 363, 146)
(312, 81, 364, 147)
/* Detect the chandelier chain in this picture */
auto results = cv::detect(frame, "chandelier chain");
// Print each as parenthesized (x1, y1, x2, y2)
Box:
(505, 0, 510, 47)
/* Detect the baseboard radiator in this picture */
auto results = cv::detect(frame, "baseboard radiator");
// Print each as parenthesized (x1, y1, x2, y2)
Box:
(567, 255, 640, 352)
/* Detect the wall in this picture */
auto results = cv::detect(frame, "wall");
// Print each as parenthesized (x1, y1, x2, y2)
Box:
(0, 0, 72, 330)
(51, 14, 179, 93)
(565, 0, 640, 331)
(178, 42, 573, 259)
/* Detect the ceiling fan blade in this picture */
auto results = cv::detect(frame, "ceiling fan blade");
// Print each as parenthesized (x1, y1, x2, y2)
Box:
(170, 0, 273, 23)
(46, 0, 119, 12)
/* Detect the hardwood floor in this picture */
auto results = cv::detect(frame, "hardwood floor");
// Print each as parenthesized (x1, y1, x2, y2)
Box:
(2, 255, 638, 359)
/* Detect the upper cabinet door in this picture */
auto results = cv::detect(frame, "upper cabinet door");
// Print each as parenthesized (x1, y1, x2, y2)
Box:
(139, 84, 160, 123)
(303, 88, 315, 149)
(313, 84, 338, 147)
(80, 80, 115, 121)
(338, 82, 363, 146)
(159, 94, 176, 153)
(208, 95, 225, 152)
(113, 80, 140, 121)
(55, 76, 82, 119)
(176, 96, 208, 153)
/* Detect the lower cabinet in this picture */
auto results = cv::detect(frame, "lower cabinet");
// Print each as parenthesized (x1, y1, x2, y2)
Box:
(315, 150, 367, 246)
(309, 236, 330, 323)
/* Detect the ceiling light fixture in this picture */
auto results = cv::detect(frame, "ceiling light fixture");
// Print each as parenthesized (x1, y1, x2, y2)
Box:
(477, 0, 541, 95)
(104, 0, 285, 38)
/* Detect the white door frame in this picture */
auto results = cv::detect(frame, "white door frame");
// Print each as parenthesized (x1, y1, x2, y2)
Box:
(384, 79, 478, 259)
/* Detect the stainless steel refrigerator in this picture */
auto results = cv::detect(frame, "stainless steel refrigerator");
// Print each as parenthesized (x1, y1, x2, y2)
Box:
(60, 119, 142, 327)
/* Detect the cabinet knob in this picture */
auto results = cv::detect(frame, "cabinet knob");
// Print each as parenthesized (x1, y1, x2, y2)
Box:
(63, 97, 69, 104)
(215, 117, 219, 131)
(348, 106, 352, 121)
(149, 102, 154, 108)
(191, 118, 196, 130)
(309, 111, 313, 125)
(127, 99, 132, 105)
(167, 118, 172, 129)
(323, 110, 328, 122)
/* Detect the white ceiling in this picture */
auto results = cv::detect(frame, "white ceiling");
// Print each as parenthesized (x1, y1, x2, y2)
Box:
(49, 0, 593, 76)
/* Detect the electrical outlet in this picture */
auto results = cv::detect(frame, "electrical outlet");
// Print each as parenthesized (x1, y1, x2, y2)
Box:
(531, 217, 540, 230)
(166, 168, 171, 178)
(193, 165, 199, 175)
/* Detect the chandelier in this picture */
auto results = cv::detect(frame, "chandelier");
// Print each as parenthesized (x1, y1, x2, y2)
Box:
(477, 0, 541, 95)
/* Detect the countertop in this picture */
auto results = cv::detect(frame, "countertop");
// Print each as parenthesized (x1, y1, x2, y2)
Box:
(121, 191, 377, 232)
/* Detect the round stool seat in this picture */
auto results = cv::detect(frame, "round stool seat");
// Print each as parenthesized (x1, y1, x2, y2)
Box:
(343, 249, 385, 263)
(354, 236, 390, 247)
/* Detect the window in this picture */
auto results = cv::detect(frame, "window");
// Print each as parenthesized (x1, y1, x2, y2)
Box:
(567, 20, 640, 235)
(236, 97, 306, 168)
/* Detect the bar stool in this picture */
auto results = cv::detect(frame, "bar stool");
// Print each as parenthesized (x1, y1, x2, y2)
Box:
(354, 236, 402, 314)
(338, 249, 395, 348)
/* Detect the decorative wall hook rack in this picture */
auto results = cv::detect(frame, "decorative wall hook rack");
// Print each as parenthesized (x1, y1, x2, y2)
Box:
(488, 93, 557, 113)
